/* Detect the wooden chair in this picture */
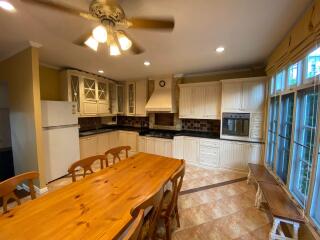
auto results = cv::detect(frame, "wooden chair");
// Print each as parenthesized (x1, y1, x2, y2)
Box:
(105, 146, 131, 165)
(122, 209, 144, 240)
(68, 155, 105, 182)
(0, 171, 39, 213)
(130, 187, 164, 240)
(160, 160, 186, 240)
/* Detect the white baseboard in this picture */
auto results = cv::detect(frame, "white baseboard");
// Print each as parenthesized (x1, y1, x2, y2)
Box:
(18, 183, 48, 195)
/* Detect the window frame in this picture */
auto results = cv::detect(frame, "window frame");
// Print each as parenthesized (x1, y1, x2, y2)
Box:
(286, 61, 302, 90)
(303, 46, 320, 85)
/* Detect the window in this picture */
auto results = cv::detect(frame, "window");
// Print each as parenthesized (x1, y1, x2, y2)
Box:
(290, 87, 319, 206)
(310, 148, 320, 229)
(276, 70, 285, 92)
(306, 46, 320, 80)
(270, 77, 275, 96)
(288, 63, 299, 87)
(267, 96, 279, 169)
(276, 93, 294, 183)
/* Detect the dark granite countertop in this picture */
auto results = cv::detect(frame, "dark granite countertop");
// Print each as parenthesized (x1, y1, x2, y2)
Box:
(79, 126, 220, 140)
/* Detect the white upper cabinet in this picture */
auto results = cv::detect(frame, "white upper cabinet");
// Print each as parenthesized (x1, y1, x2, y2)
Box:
(61, 70, 118, 117)
(125, 79, 147, 116)
(221, 77, 266, 113)
(221, 81, 242, 111)
(179, 82, 221, 119)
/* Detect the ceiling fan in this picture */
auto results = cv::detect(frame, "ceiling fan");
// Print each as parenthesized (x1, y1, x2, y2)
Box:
(21, 0, 175, 56)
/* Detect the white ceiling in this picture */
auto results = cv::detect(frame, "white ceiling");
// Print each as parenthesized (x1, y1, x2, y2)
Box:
(0, 0, 312, 80)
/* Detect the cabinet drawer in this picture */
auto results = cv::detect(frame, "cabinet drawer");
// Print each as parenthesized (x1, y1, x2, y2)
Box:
(251, 113, 264, 122)
(199, 139, 220, 148)
(199, 152, 219, 166)
(199, 145, 219, 155)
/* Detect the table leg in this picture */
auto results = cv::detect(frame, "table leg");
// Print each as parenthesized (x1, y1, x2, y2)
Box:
(247, 169, 252, 184)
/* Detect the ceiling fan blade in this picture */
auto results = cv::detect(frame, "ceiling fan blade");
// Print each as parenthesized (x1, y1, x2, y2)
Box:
(21, 0, 98, 21)
(127, 17, 174, 30)
(118, 30, 144, 55)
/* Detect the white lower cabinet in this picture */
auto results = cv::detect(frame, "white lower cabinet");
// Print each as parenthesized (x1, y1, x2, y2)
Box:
(80, 135, 98, 159)
(173, 136, 184, 159)
(199, 139, 220, 167)
(183, 137, 199, 164)
(138, 136, 173, 157)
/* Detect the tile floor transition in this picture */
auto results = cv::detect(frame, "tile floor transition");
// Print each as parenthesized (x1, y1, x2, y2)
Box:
(2, 160, 272, 239)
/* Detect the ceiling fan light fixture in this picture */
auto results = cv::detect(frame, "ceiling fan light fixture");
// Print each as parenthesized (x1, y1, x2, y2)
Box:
(92, 25, 108, 43)
(110, 44, 121, 56)
(85, 37, 99, 51)
(0, 1, 15, 12)
(117, 32, 132, 51)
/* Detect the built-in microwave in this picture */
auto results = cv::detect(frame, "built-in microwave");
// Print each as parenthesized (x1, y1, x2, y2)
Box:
(222, 113, 250, 137)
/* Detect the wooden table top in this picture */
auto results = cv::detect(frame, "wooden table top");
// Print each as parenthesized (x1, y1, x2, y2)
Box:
(0, 153, 183, 240)
(248, 163, 278, 184)
(259, 182, 304, 223)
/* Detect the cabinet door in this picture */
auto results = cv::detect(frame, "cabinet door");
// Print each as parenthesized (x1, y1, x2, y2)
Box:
(97, 80, 109, 114)
(107, 131, 118, 149)
(204, 84, 221, 119)
(179, 87, 192, 118)
(164, 140, 173, 157)
(70, 75, 80, 113)
(146, 138, 155, 154)
(154, 139, 166, 156)
(135, 80, 147, 116)
(97, 133, 109, 155)
(82, 77, 98, 115)
(127, 82, 136, 115)
(79, 136, 97, 159)
(221, 82, 242, 111)
(117, 85, 124, 114)
(138, 137, 146, 152)
(183, 137, 199, 164)
(220, 141, 247, 171)
(173, 136, 184, 159)
(109, 82, 117, 114)
(248, 143, 263, 165)
(192, 87, 205, 118)
(242, 80, 265, 112)
(127, 132, 138, 152)
(118, 131, 127, 146)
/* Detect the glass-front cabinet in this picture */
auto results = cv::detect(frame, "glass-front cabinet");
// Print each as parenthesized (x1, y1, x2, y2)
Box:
(127, 82, 136, 115)
(117, 85, 124, 114)
(61, 69, 118, 117)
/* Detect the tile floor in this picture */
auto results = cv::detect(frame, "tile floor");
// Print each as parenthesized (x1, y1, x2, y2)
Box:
(2, 161, 272, 239)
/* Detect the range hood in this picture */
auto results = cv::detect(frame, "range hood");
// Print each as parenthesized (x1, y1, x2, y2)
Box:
(146, 77, 177, 113)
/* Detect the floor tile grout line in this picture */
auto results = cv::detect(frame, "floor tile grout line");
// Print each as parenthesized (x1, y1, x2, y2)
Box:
(179, 177, 248, 196)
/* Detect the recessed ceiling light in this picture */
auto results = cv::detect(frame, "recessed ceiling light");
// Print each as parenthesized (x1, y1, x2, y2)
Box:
(0, 1, 15, 12)
(144, 61, 151, 66)
(98, 70, 104, 74)
(216, 46, 225, 53)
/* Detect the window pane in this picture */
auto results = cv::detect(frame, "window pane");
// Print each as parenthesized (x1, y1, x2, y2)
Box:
(276, 70, 285, 91)
(311, 151, 320, 228)
(267, 96, 279, 169)
(306, 46, 320, 79)
(288, 63, 298, 86)
(277, 93, 294, 183)
(290, 88, 319, 207)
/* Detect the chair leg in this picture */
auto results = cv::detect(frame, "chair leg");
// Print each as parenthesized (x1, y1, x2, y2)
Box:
(166, 219, 171, 240)
(175, 206, 180, 228)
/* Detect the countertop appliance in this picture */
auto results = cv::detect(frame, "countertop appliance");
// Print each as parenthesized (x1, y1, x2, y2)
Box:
(222, 112, 250, 137)
(42, 101, 80, 183)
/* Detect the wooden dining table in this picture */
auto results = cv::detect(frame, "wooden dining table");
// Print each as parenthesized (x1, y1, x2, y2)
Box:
(0, 152, 183, 240)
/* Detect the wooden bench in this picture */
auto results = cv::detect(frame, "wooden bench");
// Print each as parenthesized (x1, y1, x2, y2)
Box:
(247, 163, 305, 240)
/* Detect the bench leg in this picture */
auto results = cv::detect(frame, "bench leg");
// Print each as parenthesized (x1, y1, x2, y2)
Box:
(269, 217, 300, 240)
(247, 169, 252, 184)
(255, 185, 265, 209)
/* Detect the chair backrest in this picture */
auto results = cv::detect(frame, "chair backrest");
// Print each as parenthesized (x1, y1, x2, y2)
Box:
(0, 171, 39, 213)
(130, 187, 164, 240)
(105, 146, 131, 165)
(122, 209, 144, 240)
(68, 155, 105, 182)
(164, 160, 186, 218)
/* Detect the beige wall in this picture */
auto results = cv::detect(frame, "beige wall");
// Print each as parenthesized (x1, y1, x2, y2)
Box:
(0, 47, 46, 188)
(182, 67, 266, 83)
(39, 66, 61, 101)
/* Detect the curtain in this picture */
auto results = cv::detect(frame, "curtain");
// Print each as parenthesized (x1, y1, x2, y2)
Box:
(266, 0, 320, 75)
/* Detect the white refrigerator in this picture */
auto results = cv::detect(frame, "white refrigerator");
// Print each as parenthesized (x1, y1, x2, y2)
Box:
(42, 101, 80, 183)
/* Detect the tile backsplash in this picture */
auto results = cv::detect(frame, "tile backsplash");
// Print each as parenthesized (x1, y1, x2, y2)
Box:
(117, 116, 149, 128)
(182, 119, 220, 133)
(78, 117, 102, 131)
